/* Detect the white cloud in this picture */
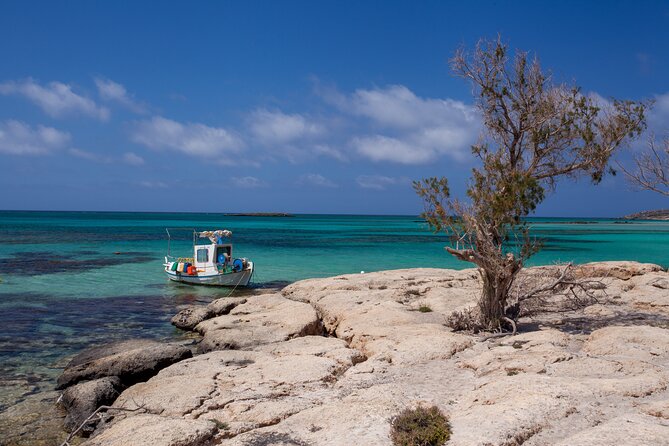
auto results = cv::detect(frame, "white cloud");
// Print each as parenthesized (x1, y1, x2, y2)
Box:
(334, 84, 478, 129)
(325, 85, 479, 164)
(352, 135, 434, 164)
(123, 152, 145, 166)
(231, 176, 266, 188)
(250, 109, 323, 145)
(313, 144, 348, 162)
(131, 116, 243, 159)
(0, 120, 70, 155)
(68, 148, 144, 165)
(68, 148, 112, 163)
(356, 175, 406, 190)
(95, 77, 146, 113)
(139, 180, 168, 189)
(298, 173, 338, 188)
(0, 79, 109, 120)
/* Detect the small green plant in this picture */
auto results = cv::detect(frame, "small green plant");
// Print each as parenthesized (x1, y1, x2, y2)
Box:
(213, 419, 229, 430)
(418, 304, 433, 313)
(390, 405, 450, 446)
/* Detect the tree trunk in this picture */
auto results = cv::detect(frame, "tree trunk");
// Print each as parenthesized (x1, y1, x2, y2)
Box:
(478, 261, 521, 330)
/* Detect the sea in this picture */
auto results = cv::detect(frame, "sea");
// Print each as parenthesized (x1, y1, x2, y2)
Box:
(1, 210, 668, 411)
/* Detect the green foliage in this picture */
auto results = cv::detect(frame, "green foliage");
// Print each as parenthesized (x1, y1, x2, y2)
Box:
(418, 304, 433, 313)
(391, 405, 451, 446)
(413, 177, 452, 234)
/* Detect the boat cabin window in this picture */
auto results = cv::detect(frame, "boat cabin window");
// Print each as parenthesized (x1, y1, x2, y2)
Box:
(196, 248, 209, 263)
(216, 246, 232, 262)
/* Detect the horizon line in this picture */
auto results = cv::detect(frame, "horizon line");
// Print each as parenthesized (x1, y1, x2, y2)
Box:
(0, 208, 659, 220)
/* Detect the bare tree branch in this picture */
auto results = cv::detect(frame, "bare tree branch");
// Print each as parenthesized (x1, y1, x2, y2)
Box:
(619, 136, 669, 197)
(60, 403, 147, 446)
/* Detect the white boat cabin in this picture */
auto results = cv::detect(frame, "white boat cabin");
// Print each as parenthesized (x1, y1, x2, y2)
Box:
(194, 242, 234, 275)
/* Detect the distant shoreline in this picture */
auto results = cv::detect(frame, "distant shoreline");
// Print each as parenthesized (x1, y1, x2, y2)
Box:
(224, 212, 294, 217)
(623, 209, 669, 221)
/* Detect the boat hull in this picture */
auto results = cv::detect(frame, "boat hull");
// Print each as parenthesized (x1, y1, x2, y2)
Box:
(165, 262, 254, 287)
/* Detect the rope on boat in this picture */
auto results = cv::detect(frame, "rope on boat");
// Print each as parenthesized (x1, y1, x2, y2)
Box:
(224, 266, 248, 298)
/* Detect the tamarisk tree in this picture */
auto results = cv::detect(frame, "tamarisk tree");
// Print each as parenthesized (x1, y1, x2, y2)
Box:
(414, 38, 647, 331)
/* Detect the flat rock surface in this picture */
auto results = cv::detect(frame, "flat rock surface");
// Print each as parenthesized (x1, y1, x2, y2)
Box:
(65, 262, 669, 445)
(82, 414, 217, 446)
(195, 294, 322, 352)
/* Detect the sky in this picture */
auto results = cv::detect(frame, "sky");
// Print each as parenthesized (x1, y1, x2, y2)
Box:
(0, 0, 668, 216)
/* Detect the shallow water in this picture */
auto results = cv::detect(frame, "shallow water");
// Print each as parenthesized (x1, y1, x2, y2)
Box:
(0, 211, 668, 410)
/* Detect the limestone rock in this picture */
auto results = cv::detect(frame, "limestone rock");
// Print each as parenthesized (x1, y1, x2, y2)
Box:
(639, 399, 669, 419)
(574, 261, 663, 280)
(553, 413, 669, 446)
(282, 268, 477, 364)
(583, 325, 669, 361)
(652, 278, 669, 289)
(195, 294, 322, 352)
(60, 376, 123, 434)
(56, 339, 192, 389)
(47, 263, 669, 445)
(171, 307, 212, 330)
(206, 296, 247, 315)
(110, 336, 364, 439)
(171, 297, 247, 331)
(81, 414, 217, 446)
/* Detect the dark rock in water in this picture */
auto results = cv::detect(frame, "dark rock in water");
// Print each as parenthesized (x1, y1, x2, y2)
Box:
(60, 377, 122, 435)
(171, 307, 213, 330)
(171, 297, 247, 331)
(56, 339, 191, 390)
(0, 251, 154, 276)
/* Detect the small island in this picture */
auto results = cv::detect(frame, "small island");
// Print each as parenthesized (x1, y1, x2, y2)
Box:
(623, 209, 669, 221)
(224, 213, 294, 217)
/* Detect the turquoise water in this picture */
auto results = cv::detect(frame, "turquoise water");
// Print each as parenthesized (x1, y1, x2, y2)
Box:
(0, 211, 668, 410)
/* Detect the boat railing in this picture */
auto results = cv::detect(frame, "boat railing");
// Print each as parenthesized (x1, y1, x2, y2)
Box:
(165, 228, 198, 259)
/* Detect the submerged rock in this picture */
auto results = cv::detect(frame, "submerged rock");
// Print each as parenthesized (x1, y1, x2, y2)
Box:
(0, 391, 78, 446)
(56, 339, 192, 389)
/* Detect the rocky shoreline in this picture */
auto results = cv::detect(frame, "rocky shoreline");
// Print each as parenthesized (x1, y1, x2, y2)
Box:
(3, 261, 669, 445)
(623, 209, 669, 221)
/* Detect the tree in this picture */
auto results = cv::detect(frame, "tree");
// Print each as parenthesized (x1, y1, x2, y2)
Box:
(414, 37, 648, 331)
(620, 136, 669, 197)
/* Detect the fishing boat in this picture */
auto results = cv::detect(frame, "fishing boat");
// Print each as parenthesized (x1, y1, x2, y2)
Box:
(164, 229, 254, 287)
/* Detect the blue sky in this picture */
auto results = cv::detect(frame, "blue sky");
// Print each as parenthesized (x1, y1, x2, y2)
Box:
(1, 0, 668, 216)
